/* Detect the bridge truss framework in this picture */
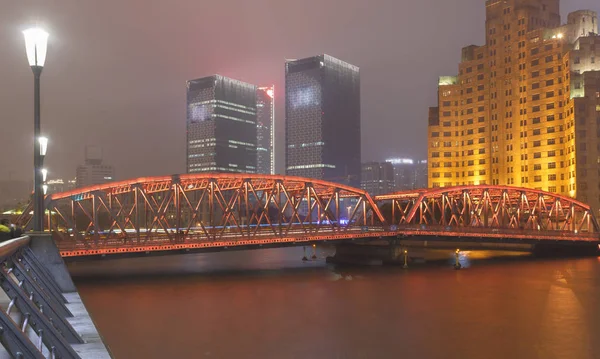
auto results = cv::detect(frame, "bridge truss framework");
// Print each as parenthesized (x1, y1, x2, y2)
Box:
(16, 176, 600, 258)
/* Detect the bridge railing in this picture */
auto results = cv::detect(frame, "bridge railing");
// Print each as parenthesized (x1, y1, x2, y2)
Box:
(0, 236, 84, 358)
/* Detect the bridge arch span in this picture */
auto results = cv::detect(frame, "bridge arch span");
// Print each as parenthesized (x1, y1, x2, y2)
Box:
(18, 174, 386, 256)
(375, 185, 599, 237)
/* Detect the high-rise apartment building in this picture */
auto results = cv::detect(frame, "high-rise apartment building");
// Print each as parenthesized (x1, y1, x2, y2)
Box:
(187, 75, 257, 174)
(428, 0, 600, 211)
(361, 162, 395, 196)
(256, 86, 275, 174)
(386, 158, 429, 191)
(285, 54, 361, 187)
(76, 146, 115, 188)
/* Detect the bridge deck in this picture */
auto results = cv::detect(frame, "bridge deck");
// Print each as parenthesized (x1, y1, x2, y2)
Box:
(56, 225, 598, 259)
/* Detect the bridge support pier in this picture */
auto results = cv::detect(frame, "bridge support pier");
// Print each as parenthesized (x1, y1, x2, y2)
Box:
(302, 246, 308, 261)
(454, 249, 462, 270)
(28, 233, 77, 293)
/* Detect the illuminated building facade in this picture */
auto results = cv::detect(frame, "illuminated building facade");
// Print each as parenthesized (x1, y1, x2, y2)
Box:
(428, 0, 600, 211)
(187, 75, 257, 174)
(76, 146, 115, 188)
(285, 54, 361, 187)
(361, 162, 395, 196)
(386, 158, 429, 191)
(256, 86, 275, 174)
(46, 179, 76, 194)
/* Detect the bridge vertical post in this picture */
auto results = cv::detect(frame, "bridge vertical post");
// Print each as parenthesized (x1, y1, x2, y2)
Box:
(135, 187, 141, 243)
(92, 195, 100, 243)
(276, 182, 283, 237)
(306, 185, 311, 226)
(362, 198, 367, 226)
(209, 180, 215, 241)
(483, 191, 489, 228)
(335, 190, 340, 231)
(174, 183, 181, 241)
(244, 181, 249, 235)
(71, 200, 77, 241)
(440, 195, 446, 226)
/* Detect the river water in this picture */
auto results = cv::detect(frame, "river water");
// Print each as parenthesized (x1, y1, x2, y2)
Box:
(69, 247, 600, 359)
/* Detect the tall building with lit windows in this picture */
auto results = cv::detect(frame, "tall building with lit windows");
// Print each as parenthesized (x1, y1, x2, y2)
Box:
(187, 75, 257, 174)
(428, 0, 600, 212)
(76, 146, 115, 188)
(386, 158, 429, 191)
(285, 54, 361, 187)
(361, 162, 395, 196)
(257, 86, 275, 174)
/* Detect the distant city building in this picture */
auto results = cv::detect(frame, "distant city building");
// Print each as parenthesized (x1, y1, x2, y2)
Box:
(361, 162, 395, 196)
(386, 158, 428, 191)
(46, 178, 76, 194)
(76, 146, 115, 188)
(186, 75, 257, 174)
(256, 86, 275, 174)
(285, 54, 361, 187)
(0, 180, 31, 209)
(427, 0, 600, 212)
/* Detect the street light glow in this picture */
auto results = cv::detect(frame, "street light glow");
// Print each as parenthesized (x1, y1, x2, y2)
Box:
(23, 27, 49, 67)
(42, 184, 48, 195)
(39, 136, 48, 156)
(41, 168, 48, 182)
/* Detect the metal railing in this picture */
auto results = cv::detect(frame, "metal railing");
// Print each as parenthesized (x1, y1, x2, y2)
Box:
(0, 236, 83, 358)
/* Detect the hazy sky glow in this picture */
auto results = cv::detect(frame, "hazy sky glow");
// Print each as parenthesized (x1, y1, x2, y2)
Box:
(1, 0, 599, 181)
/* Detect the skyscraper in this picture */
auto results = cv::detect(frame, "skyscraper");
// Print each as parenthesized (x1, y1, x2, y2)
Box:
(386, 158, 429, 191)
(76, 146, 115, 188)
(428, 0, 600, 211)
(361, 162, 395, 196)
(285, 54, 361, 187)
(187, 75, 257, 174)
(256, 86, 275, 174)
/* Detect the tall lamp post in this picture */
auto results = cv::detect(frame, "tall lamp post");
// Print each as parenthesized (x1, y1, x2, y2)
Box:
(23, 27, 49, 232)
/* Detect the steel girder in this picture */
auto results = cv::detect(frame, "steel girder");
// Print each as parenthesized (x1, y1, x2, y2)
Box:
(376, 185, 600, 237)
(17, 174, 385, 256)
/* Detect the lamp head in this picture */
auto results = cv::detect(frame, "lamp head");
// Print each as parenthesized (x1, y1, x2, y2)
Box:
(23, 27, 49, 68)
(38, 136, 48, 156)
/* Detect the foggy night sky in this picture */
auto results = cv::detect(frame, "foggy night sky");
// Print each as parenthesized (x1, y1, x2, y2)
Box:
(1, 0, 599, 182)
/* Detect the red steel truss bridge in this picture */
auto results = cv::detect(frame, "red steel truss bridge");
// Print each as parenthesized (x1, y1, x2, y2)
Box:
(15, 175, 600, 258)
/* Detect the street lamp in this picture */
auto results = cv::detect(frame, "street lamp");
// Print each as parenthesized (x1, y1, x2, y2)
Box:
(24, 27, 49, 232)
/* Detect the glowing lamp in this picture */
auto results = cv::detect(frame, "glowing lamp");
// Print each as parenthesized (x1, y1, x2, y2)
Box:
(42, 184, 48, 195)
(38, 136, 48, 156)
(23, 28, 49, 67)
(557, 33, 563, 39)
(267, 88, 274, 98)
(41, 168, 48, 182)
